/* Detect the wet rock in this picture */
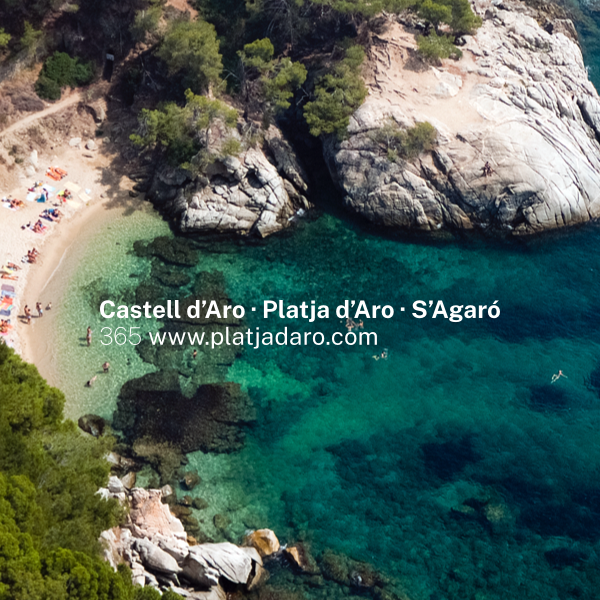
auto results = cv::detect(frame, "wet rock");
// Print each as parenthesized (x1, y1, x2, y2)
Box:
(245, 529, 280, 557)
(213, 513, 231, 531)
(134, 236, 198, 266)
(192, 498, 209, 510)
(182, 471, 201, 491)
(179, 495, 193, 507)
(78, 414, 107, 437)
(284, 543, 319, 574)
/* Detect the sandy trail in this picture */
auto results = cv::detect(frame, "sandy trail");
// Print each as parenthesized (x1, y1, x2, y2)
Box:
(0, 91, 82, 138)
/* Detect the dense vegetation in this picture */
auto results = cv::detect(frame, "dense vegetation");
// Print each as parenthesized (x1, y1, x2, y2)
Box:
(0, 344, 181, 600)
(35, 51, 94, 100)
(130, 89, 239, 167)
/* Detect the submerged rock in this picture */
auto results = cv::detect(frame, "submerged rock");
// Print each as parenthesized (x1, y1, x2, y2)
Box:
(324, 4, 600, 234)
(113, 369, 256, 454)
(182, 471, 201, 490)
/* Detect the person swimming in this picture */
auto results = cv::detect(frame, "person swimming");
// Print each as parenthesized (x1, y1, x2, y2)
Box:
(551, 370, 567, 383)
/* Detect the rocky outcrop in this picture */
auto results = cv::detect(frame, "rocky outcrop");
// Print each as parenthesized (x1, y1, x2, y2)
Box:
(324, 1, 600, 234)
(148, 126, 311, 238)
(244, 529, 280, 557)
(98, 487, 265, 597)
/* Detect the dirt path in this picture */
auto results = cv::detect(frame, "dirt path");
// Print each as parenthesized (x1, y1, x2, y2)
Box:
(0, 91, 82, 139)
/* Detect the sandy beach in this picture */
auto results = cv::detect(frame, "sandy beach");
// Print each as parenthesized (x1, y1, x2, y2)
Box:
(0, 104, 154, 375)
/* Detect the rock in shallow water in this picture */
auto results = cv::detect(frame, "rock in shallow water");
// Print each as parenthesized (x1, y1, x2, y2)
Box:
(113, 369, 256, 454)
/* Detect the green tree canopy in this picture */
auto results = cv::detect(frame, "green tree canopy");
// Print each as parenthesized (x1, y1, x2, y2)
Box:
(131, 89, 238, 167)
(303, 45, 367, 138)
(157, 19, 223, 94)
(0, 344, 145, 599)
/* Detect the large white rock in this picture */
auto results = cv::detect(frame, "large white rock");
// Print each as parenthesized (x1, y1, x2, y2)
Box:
(182, 543, 262, 587)
(134, 538, 182, 575)
(325, 2, 600, 234)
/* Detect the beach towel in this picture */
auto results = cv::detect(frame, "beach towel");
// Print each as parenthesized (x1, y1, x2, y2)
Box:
(34, 225, 48, 234)
(1, 274, 18, 281)
(79, 193, 92, 203)
(1, 285, 15, 293)
(26, 192, 37, 202)
(0, 324, 13, 335)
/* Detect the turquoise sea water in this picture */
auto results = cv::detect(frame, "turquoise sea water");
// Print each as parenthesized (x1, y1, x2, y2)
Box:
(53, 210, 600, 599)
(46, 15, 600, 599)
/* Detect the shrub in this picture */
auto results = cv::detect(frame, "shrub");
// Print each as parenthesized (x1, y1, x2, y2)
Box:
(130, 4, 163, 43)
(415, 0, 482, 34)
(304, 45, 367, 138)
(372, 119, 437, 160)
(157, 19, 223, 94)
(0, 28, 10, 48)
(35, 52, 93, 100)
(0, 344, 138, 599)
(35, 75, 61, 100)
(240, 38, 307, 117)
(417, 31, 463, 62)
(130, 89, 238, 168)
(20, 21, 42, 56)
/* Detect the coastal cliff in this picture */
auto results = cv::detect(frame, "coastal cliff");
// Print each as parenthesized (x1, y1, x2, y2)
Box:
(321, 0, 600, 234)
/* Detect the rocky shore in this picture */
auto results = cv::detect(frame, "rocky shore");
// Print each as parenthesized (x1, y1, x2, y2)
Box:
(147, 126, 311, 238)
(98, 482, 308, 598)
(323, 0, 600, 234)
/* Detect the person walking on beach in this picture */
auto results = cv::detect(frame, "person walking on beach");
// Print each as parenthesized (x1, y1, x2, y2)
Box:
(36, 302, 43, 318)
(102, 362, 110, 373)
(24, 305, 32, 325)
(86, 326, 92, 347)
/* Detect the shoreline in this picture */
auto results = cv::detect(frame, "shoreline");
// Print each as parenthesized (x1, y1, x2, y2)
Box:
(19, 198, 152, 380)
(0, 124, 155, 386)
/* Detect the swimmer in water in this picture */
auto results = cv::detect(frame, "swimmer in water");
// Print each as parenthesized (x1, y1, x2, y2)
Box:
(551, 370, 567, 384)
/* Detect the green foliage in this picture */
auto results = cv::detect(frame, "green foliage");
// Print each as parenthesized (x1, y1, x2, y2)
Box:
(35, 52, 93, 100)
(221, 137, 241, 156)
(0, 28, 10, 48)
(20, 21, 42, 56)
(130, 89, 238, 167)
(307, 0, 413, 17)
(417, 31, 462, 61)
(240, 38, 307, 116)
(414, 0, 482, 33)
(130, 4, 163, 43)
(303, 45, 367, 138)
(372, 119, 437, 160)
(416, 0, 452, 29)
(0, 344, 130, 600)
(239, 37, 274, 71)
(157, 19, 223, 94)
